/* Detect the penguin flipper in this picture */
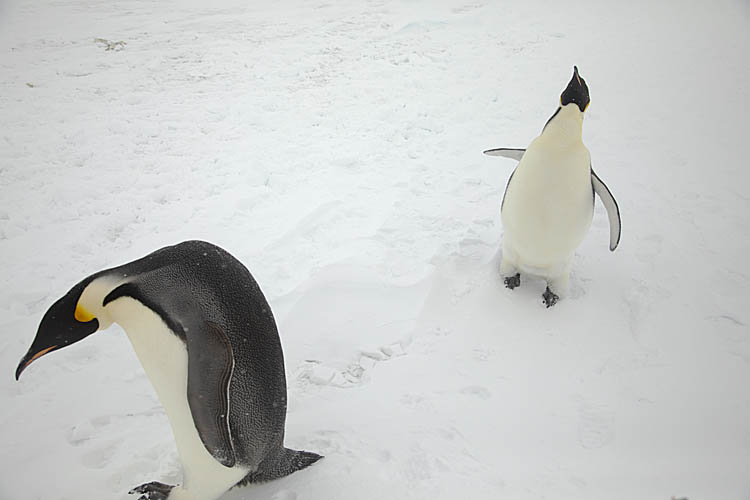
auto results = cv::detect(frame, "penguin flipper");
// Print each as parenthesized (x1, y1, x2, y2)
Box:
(186, 321, 237, 467)
(591, 168, 621, 251)
(104, 283, 238, 467)
(483, 147, 525, 161)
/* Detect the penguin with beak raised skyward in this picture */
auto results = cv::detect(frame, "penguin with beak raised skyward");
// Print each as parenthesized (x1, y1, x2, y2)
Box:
(16, 240, 322, 500)
(484, 66, 621, 307)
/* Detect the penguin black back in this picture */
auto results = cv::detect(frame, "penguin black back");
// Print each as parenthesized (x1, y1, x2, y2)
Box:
(101, 241, 293, 467)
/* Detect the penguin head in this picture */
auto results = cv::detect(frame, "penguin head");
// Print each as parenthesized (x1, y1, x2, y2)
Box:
(15, 280, 100, 380)
(560, 66, 590, 112)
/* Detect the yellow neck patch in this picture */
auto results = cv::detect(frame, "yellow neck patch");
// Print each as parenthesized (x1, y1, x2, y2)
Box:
(75, 304, 95, 323)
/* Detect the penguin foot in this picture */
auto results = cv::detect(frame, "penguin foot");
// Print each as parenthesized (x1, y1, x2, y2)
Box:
(504, 273, 521, 290)
(129, 481, 175, 500)
(542, 287, 559, 308)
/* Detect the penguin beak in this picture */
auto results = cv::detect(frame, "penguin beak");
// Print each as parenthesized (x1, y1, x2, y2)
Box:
(560, 65, 590, 112)
(15, 345, 59, 380)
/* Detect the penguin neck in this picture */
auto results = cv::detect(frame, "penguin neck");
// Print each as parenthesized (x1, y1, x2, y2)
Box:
(77, 274, 127, 330)
(540, 104, 584, 145)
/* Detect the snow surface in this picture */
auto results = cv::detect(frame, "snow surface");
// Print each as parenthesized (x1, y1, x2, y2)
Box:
(1, 0, 749, 499)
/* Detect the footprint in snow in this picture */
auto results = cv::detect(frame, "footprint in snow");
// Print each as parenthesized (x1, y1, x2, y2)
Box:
(66, 415, 113, 446)
(451, 3, 484, 14)
(471, 346, 494, 362)
(459, 385, 491, 400)
(297, 341, 407, 388)
(403, 446, 449, 483)
(577, 401, 615, 449)
(66, 416, 122, 470)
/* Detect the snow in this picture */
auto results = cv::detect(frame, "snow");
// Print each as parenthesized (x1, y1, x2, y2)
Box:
(1, 0, 749, 499)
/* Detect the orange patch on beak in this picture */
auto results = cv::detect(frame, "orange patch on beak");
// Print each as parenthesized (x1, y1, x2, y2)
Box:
(23, 345, 58, 371)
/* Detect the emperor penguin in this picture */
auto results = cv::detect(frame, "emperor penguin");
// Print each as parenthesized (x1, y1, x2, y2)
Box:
(15, 240, 322, 500)
(483, 66, 621, 307)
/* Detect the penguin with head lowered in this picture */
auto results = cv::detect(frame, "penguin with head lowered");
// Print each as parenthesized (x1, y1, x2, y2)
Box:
(16, 240, 322, 500)
(484, 66, 621, 307)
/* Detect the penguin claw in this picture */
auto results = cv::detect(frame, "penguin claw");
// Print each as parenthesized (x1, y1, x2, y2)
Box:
(542, 287, 559, 308)
(129, 481, 174, 499)
(504, 273, 521, 290)
(133, 491, 170, 500)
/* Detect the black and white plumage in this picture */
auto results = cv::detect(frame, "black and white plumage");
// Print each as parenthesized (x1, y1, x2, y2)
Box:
(484, 147, 621, 252)
(483, 67, 621, 306)
(16, 240, 322, 500)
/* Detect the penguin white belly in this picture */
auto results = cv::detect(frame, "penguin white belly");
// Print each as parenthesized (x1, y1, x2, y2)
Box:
(106, 298, 248, 500)
(501, 142, 593, 277)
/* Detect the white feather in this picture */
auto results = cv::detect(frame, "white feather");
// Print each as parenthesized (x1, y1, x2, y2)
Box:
(79, 280, 249, 500)
(500, 105, 593, 292)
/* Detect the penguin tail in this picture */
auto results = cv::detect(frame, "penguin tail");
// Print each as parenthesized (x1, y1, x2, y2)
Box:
(277, 448, 323, 477)
(238, 448, 323, 485)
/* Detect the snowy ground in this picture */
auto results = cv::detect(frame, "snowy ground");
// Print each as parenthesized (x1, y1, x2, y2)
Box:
(1, 0, 749, 499)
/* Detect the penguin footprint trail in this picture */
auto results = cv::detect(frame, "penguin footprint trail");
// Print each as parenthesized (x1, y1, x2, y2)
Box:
(297, 341, 408, 389)
(576, 401, 616, 450)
